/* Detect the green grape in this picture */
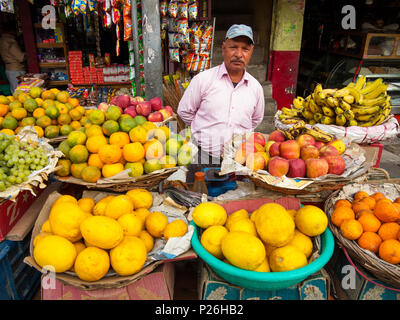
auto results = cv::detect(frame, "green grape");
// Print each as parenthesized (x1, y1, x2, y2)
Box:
(7, 176, 16, 183)
(15, 177, 22, 184)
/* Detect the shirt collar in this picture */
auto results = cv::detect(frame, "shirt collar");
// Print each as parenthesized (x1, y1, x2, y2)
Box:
(218, 62, 250, 85)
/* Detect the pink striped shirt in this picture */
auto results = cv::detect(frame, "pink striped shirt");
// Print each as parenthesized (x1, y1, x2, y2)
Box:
(177, 63, 265, 158)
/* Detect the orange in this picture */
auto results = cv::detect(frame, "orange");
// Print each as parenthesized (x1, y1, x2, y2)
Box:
(355, 209, 374, 219)
(102, 163, 124, 178)
(374, 201, 400, 223)
(69, 108, 82, 121)
(378, 239, 400, 264)
(354, 191, 369, 201)
(143, 139, 164, 160)
(371, 192, 386, 202)
(81, 165, 101, 183)
(331, 206, 355, 227)
(68, 97, 79, 107)
(0, 128, 14, 136)
(360, 197, 376, 211)
(340, 219, 363, 240)
(88, 153, 104, 169)
(377, 198, 392, 205)
(33, 126, 44, 138)
(86, 135, 108, 154)
(33, 107, 46, 119)
(357, 213, 381, 233)
(393, 202, 400, 214)
(0, 104, 9, 117)
(357, 232, 382, 254)
(57, 113, 72, 125)
(334, 199, 352, 210)
(69, 145, 89, 164)
(378, 222, 400, 241)
(11, 107, 27, 120)
(394, 197, 400, 204)
(70, 120, 81, 131)
(109, 132, 130, 148)
(98, 144, 122, 165)
(123, 142, 145, 163)
(352, 200, 370, 214)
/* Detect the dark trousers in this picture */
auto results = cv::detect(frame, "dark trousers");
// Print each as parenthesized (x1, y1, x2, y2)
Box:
(186, 147, 221, 183)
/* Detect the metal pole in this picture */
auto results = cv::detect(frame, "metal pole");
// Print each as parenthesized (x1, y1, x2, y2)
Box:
(131, 1, 142, 96)
(141, 0, 163, 100)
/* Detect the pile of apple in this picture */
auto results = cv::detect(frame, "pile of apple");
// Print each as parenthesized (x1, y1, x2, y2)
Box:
(234, 130, 347, 179)
(98, 95, 174, 123)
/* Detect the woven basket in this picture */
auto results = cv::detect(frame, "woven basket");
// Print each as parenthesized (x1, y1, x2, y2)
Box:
(54, 167, 179, 192)
(48, 135, 67, 145)
(324, 182, 400, 288)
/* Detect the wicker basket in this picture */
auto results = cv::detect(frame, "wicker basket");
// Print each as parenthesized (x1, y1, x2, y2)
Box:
(324, 182, 400, 288)
(48, 135, 67, 145)
(54, 167, 179, 192)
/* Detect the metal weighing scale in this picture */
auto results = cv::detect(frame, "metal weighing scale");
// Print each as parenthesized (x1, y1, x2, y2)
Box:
(201, 167, 237, 197)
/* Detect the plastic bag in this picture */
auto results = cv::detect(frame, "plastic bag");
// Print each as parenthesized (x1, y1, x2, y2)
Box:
(123, 0, 131, 16)
(123, 16, 132, 41)
(177, 18, 188, 34)
(160, 0, 167, 16)
(88, 0, 96, 11)
(188, 1, 197, 20)
(168, 32, 181, 47)
(169, 47, 180, 62)
(178, 2, 188, 19)
(103, 12, 112, 28)
(168, 0, 178, 18)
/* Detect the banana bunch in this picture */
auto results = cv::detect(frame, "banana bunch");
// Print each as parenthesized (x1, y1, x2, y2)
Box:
(282, 76, 392, 128)
(277, 120, 306, 140)
(277, 120, 334, 142)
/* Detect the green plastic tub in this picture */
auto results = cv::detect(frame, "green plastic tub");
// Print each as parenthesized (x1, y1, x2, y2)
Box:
(191, 221, 335, 291)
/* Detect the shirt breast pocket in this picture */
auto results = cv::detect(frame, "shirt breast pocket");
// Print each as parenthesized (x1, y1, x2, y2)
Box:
(233, 93, 256, 130)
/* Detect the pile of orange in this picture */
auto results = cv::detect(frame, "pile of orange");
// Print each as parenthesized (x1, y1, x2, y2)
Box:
(0, 88, 85, 139)
(331, 191, 400, 265)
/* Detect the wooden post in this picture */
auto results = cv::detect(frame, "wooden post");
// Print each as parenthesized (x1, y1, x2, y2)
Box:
(17, 0, 39, 73)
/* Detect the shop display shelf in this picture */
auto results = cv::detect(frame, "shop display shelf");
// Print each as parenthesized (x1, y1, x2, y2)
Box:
(36, 43, 65, 49)
(39, 62, 66, 68)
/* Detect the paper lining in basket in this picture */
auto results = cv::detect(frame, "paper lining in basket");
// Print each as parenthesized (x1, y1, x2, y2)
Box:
(274, 110, 400, 144)
(0, 126, 63, 201)
(62, 190, 194, 278)
(220, 133, 367, 191)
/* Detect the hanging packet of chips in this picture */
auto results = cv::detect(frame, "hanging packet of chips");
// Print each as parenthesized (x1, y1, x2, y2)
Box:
(168, 0, 178, 18)
(161, 17, 168, 30)
(168, 32, 180, 47)
(88, 0, 96, 11)
(103, 0, 111, 11)
(177, 18, 188, 34)
(75, 0, 87, 14)
(104, 12, 112, 28)
(169, 47, 180, 62)
(160, 0, 167, 17)
(123, 0, 131, 16)
(188, 1, 197, 20)
(123, 15, 132, 41)
(112, 7, 121, 24)
(167, 17, 178, 32)
(178, 2, 188, 18)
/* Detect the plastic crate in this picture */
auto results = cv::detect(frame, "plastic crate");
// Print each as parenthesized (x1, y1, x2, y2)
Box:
(0, 232, 41, 300)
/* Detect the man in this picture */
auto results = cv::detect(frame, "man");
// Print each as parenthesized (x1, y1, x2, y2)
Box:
(178, 24, 264, 181)
(0, 25, 25, 93)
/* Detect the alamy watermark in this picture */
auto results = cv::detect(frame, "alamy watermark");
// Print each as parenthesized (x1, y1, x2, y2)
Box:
(342, 5, 356, 30)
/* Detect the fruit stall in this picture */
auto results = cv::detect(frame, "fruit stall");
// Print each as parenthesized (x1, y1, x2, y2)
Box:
(2, 0, 400, 304)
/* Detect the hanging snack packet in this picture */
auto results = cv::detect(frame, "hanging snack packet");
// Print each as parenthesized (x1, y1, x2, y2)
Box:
(167, 17, 178, 32)
(178, 2, 188, 19)
(112, 7, 121, 24)
(123, 0, 131, 16)
(188, 1, 197, 20)
(161, 17, 168, 30)
(177, 18, 188, 34)
(169, 47, 180, 62)
(103, 12, 112, 27)
(75, 0, 87, 14)
(168, 0, 178, 18)
(88, 0, 96, 11)
(168, 32, 180, 47)
(124, 15, 132, 41)
(160, 0, 167, 17)
(161, 29, 166, 40)
(103, 0, 111, 11)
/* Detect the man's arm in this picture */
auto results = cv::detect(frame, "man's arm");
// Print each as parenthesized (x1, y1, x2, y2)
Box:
(10, 41, 25, 63)
(177, 76, 202, 126)
(251, 86, 265, 129)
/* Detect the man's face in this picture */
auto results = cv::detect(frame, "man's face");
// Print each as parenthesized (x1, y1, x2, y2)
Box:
(222, 36, 254, 73)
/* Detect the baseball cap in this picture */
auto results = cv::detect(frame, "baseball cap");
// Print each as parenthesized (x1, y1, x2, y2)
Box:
(225, 24, 254, 44)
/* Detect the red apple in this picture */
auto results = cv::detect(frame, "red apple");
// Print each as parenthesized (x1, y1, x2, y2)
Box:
(268, 142, 281, 157)
(305, 158, 329, 178)
(149, 96, 163, 111)
(300, 144, 320, 161)
(314, 141, 326, 150)
(323, 155, 346, 175)
(254, 143, 265, 153)
(148, 111, 164, 122)
(240, 142, 257, 154)
(97, 102, 108, 112)
(279, 140, 300, 160)
(268, 156, 289, 177)
(319, 145, 339, 157)
(296, 134, 316, 148)
(248, 132, 266, 146)
(124, 106, 137, 118)
(268, 130, 286, 142)
(135, 96, 145, 102)
(287, 158, 306, 178)
(159, 109, 171, 120)
(136, 101, 152, 117)
(163, 106, 174, 116)
(234, 149, 248, 165)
